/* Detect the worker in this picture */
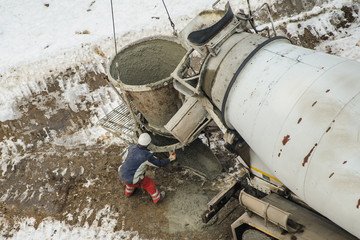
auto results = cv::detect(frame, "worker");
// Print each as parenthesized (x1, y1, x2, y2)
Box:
(118, 132, 176, 204)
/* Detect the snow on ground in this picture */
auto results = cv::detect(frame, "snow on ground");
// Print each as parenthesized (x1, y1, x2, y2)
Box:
(282, 0, 360, 60)
(1, 206, 140, 240)
(1, 0, 360, 239)
(0, 0, 216, 122)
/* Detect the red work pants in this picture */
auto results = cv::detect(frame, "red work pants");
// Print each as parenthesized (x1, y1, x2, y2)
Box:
(124, 176, 161, 204)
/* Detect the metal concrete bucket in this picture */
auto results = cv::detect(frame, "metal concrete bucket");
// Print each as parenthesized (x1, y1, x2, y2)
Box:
(107, 36, 187, 135)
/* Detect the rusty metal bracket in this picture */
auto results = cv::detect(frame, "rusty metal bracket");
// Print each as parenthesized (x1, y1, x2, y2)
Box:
(205, 17, 243, 56)
(171, 49, 201, 97)
(202, 181, 243, 223)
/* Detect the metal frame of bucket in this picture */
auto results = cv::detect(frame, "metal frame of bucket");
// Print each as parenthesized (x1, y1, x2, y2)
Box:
(106, 35, 188, 137)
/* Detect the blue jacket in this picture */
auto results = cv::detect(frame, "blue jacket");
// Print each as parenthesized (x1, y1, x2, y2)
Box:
(118, 144, 170, 184)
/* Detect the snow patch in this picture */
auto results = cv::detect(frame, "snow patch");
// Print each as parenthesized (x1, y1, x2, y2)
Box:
(83, 177, 98, 188)
(0, 138, 29, 176)
(0, 206, 140, 240)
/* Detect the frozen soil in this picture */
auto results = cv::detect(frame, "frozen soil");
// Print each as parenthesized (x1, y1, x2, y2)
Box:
(256, 1, 359, 50)
(1, 1, 359, 239)
(0, 67, 243, 239)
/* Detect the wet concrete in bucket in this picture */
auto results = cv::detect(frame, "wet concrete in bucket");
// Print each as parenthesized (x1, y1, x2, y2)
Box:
(110, 38, 187, 86)
(108, 37, 186, 131)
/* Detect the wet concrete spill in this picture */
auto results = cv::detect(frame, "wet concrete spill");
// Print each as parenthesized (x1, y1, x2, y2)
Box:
(282, 135, 291, 145)
(303, 143, 318, 167)
(175, 139, 222, 180)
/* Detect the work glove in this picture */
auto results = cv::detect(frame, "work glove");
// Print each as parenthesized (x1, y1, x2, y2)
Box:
(169, 152, 176, 161)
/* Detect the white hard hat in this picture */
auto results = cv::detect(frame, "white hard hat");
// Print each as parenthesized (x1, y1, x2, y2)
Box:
(138, 133, 151, 146)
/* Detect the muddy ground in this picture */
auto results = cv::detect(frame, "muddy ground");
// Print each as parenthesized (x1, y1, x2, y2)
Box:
(0, 68, 243, 239)
(0, 1, 358, 239)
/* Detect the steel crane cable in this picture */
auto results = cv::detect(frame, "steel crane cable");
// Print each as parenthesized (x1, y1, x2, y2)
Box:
(161, 0, 177, 36)
(110, 0, 118, 54)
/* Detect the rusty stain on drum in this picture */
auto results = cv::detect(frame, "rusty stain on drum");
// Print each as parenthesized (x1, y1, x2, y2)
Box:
(303, 143, 317, 167)
(282, 135, 290, 145)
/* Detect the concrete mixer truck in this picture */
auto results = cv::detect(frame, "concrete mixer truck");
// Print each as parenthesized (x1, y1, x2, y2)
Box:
(103, 3, 360, 240)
